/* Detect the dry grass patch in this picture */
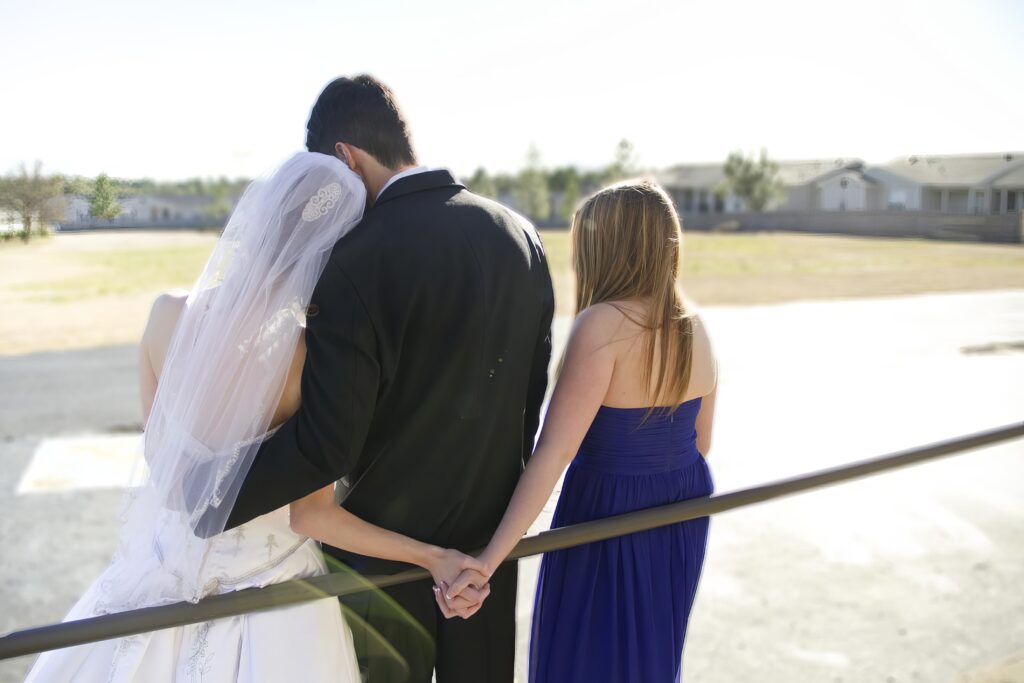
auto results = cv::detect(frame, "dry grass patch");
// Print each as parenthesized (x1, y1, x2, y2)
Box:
(540, 230, 1024, 314)
(1, 229, 1022, 355)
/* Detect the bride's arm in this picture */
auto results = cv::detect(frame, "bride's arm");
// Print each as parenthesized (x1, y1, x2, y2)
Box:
(138, 299, 164, 424)
(289, 486, 489, 603)
(139, 292, 186, 424)
(139, 334, 158, 425)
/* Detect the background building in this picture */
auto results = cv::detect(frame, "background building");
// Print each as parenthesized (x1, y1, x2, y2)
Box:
(658, 153, 1024, 216)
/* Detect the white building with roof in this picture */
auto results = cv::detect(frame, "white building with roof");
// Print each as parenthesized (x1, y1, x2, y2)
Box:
(658, 153, 1024, 216)
(58, 192, 233, 229)
(873, 153, 1024, 214)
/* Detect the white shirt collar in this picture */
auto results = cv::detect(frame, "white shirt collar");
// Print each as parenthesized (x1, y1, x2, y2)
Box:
(377, 165, 436, 200)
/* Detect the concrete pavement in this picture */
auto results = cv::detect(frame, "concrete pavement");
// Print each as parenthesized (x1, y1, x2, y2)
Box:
(2, 291, 1023, 682)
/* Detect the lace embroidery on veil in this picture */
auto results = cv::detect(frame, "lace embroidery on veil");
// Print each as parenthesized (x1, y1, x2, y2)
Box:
(302, 182, 343, 221)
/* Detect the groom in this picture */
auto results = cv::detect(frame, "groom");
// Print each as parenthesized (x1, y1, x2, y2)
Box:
(223, 75, 554, 683)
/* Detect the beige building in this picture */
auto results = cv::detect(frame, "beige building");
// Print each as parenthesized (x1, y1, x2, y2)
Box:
(872, 153, 1024, 214)
(59, 193, 230, 229)
(659, 153, 1024, 216)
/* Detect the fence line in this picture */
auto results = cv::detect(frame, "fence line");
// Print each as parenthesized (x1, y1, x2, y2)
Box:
(1, 421, 1022, 661)
(677, 208, 1023, 243)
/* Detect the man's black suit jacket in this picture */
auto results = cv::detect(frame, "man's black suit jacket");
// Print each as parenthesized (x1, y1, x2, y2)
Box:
(224, 169, 554, 575)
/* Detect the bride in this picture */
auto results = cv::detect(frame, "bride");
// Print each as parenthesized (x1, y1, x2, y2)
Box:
(24, 152, 486, 682)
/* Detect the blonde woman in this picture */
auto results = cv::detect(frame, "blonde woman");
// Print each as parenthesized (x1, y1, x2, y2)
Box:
(447, 180, 717, 681)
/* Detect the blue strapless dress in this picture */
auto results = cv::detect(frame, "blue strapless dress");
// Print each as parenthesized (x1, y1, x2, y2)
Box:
(529, 399, 713, 682)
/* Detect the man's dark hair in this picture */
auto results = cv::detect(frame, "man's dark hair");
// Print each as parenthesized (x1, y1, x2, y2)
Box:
(305, 75, 417, 169)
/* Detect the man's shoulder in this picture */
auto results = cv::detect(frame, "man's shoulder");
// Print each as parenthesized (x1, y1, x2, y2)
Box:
(331, 187, 539, 264)
(380, 184, 530, 230)
(448, 189, 546, 258)
(450, 187, 536, 227)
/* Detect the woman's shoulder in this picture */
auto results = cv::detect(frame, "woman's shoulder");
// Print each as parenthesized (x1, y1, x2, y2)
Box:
(573, 299, 714, 352)
(143, 290, 188, 341)
(151, 289, 188, 318)
(685, 308, 718, 393)
(569, 302, 649, 358)
(575, 301, 643, 334)
(687, 308, 710, 340)
(686, 305, 713, 346)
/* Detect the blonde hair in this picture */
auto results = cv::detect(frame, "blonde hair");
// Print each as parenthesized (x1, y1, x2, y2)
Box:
(571, 179, 693, 420)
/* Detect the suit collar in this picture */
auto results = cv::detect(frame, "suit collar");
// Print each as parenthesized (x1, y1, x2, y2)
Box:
(374, 169, 464, 206)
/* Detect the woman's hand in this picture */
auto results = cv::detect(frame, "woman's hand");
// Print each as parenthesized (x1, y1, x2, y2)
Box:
(423, 547, 492, 619)
(288, 489, 495, 620)
(423, 547, 488, 592)
(446, 563, 493, 601)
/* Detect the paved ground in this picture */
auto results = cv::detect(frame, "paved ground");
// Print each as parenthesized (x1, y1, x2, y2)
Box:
(1, 291, 1022, 682)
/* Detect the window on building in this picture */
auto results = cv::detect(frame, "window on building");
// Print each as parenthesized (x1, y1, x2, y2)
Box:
(888, 189, 907, 210)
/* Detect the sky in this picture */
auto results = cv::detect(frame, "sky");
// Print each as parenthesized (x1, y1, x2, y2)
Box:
(1, 0, 1022, 181)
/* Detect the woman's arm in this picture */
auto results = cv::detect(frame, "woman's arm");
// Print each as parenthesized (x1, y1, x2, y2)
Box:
(692, 315, 718, 457)
(139, 336, 158, 425)
(290, 486, 488, 605)
(695, 384, 716, 456)
(139, 294, 179, 424)
(447, 305, 622, 597)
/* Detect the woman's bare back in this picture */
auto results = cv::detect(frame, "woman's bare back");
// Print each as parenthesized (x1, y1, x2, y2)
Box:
(597, 299, 717, 409)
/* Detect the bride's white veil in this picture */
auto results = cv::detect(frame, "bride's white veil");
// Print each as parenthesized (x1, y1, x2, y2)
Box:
(97, 152, 366, 610)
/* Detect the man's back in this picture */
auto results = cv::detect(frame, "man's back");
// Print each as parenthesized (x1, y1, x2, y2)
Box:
(327, 171, 553, 570)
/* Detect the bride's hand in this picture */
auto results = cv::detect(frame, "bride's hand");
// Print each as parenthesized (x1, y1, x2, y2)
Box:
(424, 548, 491, 618)
(423, 547, 488, 592)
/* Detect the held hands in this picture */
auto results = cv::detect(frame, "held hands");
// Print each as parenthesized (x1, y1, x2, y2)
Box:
(446, 565, 492, 603)
(424, 548, 493, 620)
(436, 560, 495, 620)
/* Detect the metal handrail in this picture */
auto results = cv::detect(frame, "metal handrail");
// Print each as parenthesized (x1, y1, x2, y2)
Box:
(1, 421, 1021, 661)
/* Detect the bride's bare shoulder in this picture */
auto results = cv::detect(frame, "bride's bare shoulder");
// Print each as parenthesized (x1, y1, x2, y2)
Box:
(142, 290, 188, 346)
(150, 289, 188, 322)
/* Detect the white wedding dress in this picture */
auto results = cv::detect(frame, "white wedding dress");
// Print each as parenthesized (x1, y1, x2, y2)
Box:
(25, 506, 361, 682)
(24, 153, 368, 682)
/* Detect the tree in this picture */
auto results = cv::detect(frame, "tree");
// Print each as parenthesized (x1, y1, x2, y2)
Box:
(89, 173, 122, 222)
(719, 149, 785, 211)
(559, 170, 581, 222)
(467, 167, 497, 198)
(0, 162, 65, 242)
(547, 166, 571, 193)
(514, 145, 550, 221)
(605, 138, 639, 182)
(205, 177, 234, 220)
(63, 175, 92, 196)
(492, 172, 517, 197)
